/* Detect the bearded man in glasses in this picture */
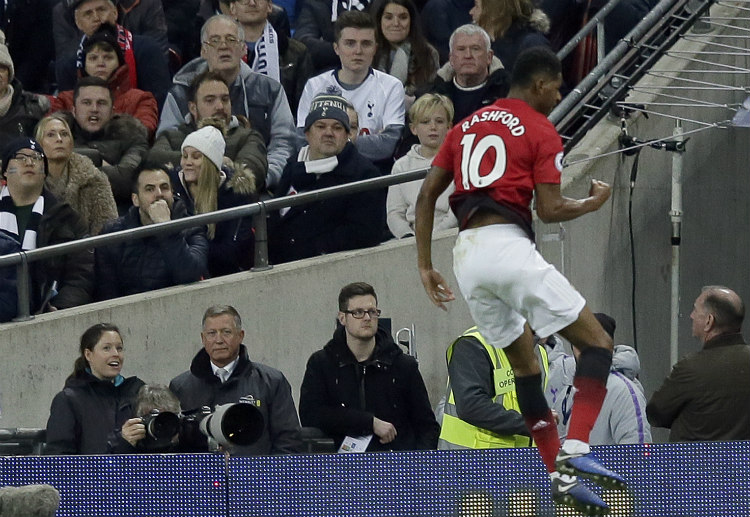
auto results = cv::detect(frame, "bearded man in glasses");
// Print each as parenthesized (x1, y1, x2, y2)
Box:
(299, 281, 440, 452)
(0, 137, 93, 319)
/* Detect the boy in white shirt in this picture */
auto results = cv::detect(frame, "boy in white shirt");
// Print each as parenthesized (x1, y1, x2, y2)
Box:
(387, 93, 457, 238)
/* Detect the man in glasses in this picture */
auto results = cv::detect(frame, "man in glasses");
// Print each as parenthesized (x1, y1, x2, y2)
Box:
(299, 282, 440, 452)
(159, 14, 295, 189)
(0, 137, 93, 319)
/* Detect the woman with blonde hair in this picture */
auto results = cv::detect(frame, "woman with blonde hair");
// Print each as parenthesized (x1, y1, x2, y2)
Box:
(169, 123, 258, 277)
(470, 0, 552, 72)
(35, 114, 117, 235)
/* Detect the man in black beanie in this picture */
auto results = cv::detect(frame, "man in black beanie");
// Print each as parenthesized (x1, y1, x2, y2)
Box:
(269, 93, 384, 263)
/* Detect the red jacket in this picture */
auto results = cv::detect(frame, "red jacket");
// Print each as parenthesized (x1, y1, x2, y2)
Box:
(48, 65, 158, 137)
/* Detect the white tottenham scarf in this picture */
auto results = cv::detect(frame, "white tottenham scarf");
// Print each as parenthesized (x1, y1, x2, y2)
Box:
(0, 186, 44, 250)
(252, 22, 281, 82)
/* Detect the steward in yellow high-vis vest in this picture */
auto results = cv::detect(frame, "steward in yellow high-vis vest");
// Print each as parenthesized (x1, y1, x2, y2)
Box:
(438, 327, 549, 449)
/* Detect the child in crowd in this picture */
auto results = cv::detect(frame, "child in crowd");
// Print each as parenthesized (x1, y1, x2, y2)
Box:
(386, 93, 457, 238)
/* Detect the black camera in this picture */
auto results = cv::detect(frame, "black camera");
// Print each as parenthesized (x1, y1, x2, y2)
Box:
(140, 409, 181, 448)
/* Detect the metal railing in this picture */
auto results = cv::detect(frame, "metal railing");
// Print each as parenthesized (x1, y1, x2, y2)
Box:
(0, 167, 431, 321)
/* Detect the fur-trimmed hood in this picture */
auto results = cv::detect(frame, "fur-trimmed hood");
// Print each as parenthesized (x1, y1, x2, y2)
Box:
(102, 113, 149, 143)
(527, 9, 551, 35)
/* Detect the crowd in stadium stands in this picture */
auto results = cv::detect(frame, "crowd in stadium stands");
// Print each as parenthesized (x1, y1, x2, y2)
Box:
(0, 0, 658, 321)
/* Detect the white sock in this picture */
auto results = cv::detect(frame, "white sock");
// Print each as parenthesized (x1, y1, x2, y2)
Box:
(550, 471, 577, 482)
(561, 439, 591, 455)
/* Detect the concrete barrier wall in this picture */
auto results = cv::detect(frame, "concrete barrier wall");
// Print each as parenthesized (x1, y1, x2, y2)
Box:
(1, 4, 748, 438)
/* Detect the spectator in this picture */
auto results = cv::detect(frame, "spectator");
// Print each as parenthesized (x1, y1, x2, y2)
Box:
(345, 102, 360, 142)
(35, 115, 117, 236)
(299, 282, 440, 451)
(0, 231, 20, 323)
(0, 32, 49, 140)
(545, 314, 652, 445)
(94, 167, 208, 300)
(169, 304, 303, 455)
(162, 0, 203, 65)
(0, 1, 55, 93)
(199, 0, 293, 38)
(420, 0, 473, 65)
(44, 323, 145, 454)
(54, 0, 170, 108)
(470, 0, 551, 73)
(372, 0, 439, 108)
(269, 94, 384, 264)
(293, 0, 376, 73)
(229, 0, 315, 118)
(438, 326, 549, 449)
(297, 10, 405, 170)
(48, 24, 159, 138)
(429, 24, 509, 124)
(107, 384, 185, 453)
(387, 93, 456, 238)
(0, 137, 94, 314)
(158, 14, 296, 189)
(647, 286, 750, 441)
(147, 70, 268, 191)
(169, 125, 258, 277)
(63, 76, 149, 212)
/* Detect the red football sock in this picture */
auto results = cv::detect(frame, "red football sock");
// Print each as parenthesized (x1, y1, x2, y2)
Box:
(524, 410, 560, 473)
(566, 376, 607, 443)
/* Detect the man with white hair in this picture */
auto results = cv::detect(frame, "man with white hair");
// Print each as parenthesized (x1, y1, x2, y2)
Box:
(429, 24, 510, 124)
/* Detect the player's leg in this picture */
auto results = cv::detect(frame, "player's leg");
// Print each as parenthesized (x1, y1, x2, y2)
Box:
(504, 322, 610, 515)
(503, 325, 559, 472)
(555, 307, 625, 490)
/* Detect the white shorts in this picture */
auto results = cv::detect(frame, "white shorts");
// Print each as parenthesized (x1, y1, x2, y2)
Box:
(453, 224, 586, 348)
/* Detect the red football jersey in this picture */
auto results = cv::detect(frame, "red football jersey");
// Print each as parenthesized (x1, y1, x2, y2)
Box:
(433, 98, 564, 222)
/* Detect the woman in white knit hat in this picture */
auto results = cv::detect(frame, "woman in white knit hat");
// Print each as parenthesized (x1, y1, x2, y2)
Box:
(168, 122, 258, 277)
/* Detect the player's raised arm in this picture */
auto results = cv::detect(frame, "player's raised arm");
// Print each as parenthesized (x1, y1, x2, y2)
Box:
(416, 165, 456, 310)
(535, 179, 612, 223)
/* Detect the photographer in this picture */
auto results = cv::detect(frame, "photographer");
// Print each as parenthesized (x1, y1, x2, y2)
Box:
(108, 384, 183, 453)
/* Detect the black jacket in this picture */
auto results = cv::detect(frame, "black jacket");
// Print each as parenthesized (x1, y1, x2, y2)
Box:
(0, 78, 48, 140)
(24, 189, 94, 313)
(299, 326, 440, 451)
(44, 373, 144, 455)
(94, 201, 208, 300)
(168, 166, 258, 277)
(169, 345, 302, 455)
(0, 232, 20, 322)
(269, 142, 385, 263)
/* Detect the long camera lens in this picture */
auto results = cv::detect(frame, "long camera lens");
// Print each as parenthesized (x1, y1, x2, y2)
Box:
(198, 401, 264, 447)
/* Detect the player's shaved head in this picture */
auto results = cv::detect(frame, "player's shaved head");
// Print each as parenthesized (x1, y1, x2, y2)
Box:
(510, 47, 562, 89)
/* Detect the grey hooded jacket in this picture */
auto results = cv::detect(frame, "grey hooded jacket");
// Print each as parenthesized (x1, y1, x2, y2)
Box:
(545, 344, 652, 445)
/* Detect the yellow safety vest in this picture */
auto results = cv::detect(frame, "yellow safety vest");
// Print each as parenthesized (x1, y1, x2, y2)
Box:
(438, 327, 549, 450)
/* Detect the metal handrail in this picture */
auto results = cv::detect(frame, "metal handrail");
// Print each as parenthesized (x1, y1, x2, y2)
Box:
(556, 0, 626, 61)
(0, 167, 431, 320)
